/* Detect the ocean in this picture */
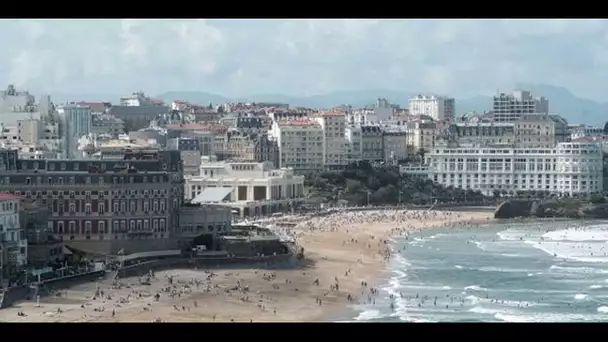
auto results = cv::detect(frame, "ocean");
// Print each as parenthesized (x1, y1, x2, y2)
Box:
(342, 219, 608, 322)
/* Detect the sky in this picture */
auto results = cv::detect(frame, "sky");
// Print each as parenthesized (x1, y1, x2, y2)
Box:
(2, 19, 608, 101)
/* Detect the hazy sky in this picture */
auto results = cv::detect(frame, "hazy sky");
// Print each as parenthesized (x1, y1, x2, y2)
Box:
(2, 19, 608, 100)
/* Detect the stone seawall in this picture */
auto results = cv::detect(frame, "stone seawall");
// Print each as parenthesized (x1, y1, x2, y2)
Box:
(0, 270, 107, 309)
(117, 254, 297, 278)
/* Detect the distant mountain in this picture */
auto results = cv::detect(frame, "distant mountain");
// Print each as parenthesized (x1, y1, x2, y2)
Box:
(153, 84, 606, 125)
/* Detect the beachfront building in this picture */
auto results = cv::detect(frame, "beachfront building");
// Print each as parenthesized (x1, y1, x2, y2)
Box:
(401, 142, 604, 197)
(270, 118, 324, 172)
(314, 111, 349, 170)
(449, 114, 568, 149)
(0, 193, 27, 280)
(178, 204, 232, 250)
(408, 95, 455, 121)
(184, 161, 305, 217)
(0, 148, 184, 256)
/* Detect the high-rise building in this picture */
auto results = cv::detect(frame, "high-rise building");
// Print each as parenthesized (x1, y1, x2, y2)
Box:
(492, 90, 549, 122)
(408, 95, 455, 121)
(59, 104, 92, 159)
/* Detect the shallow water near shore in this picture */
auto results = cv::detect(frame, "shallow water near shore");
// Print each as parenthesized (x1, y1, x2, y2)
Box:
(340, 219, 608, 322)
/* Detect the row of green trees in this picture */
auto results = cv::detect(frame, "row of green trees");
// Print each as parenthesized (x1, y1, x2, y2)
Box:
(303, 161, 488, 206)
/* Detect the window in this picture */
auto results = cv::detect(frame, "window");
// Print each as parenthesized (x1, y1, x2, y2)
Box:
(160, 219, 166, 232)
(113, 220, 119, 233)
(153, 200, 159, 212)
(143, 200, 149, 213)
(69, 203, 75, 213)
(85, 221, 91, 233)
(130, 201, 136, 212)
(120, 220, 126, 231)
(58, 221, 64, 234)
(137, 220, 142, 231)
(144, 220, 149, 230)
(69, 221, 76, 234)
(99, 203, 105, 214)
(85, 203, 91, 214)
(113, 201, 119, 213)
(160, 200, 165, 212)
(153, 219, 159, 231)
(120, 201, 126, 212)
(99, 221, 106, 234)
(129, 220, 135, 231)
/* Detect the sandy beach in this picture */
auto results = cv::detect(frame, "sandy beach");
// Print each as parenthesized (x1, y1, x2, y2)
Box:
(0, 209, 493, 322)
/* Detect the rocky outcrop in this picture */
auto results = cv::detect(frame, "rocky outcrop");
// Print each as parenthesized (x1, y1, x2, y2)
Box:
(495, 199, 608, 219)
(494, 200, 535, 219)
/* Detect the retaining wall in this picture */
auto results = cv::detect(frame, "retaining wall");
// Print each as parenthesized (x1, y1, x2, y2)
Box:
(116, 254, 297, 278)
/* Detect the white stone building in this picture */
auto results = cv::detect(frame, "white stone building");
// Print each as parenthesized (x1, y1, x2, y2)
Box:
(382, 125, 408, 163)
(184, 161, 305, 217)
(315, 112, 348, 169)
(0, 193, 27, 279)
(271, 119, 324, 172)
(402, 142, 604, 197)
(492, 90, 549, 122)
(408, 95, 455, 121)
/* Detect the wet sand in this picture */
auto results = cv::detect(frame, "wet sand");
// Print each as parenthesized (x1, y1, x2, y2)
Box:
(0, 210, 493, 322)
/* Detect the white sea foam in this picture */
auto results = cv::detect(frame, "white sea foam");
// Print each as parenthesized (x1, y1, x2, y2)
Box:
(527, 240, 608, 264)
(466, 295, 535, 308)
(494, 313, 533, 322)
(495, 312, 598, 322)
(597, 306, 608, 313)
(469, 306, 517, 315)
(354, 309, 385, 321)
(549, 265, 608, 274)
(589, 285, 603, 289)
(455, 265, 464, 269)
(544, 226, 608, 242)
(464, 285, 488, 291)
(477, 266, 529, 273)
(441, 286, 451, 290)
(575, 293, 589, 300)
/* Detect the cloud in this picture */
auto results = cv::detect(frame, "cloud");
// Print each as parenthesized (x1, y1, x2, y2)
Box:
(1, 19, 608, 100)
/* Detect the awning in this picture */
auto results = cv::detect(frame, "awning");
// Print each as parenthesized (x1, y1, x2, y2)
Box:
(62, 246, 73, 255)
(191, 187, 232, 204)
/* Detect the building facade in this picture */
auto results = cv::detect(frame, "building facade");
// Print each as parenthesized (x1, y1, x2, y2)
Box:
(185, 161, 305, 217)
(0, 193, 26, 280)
(59, 104, 92, 159)
(0, 149, 184, 255)
(271, 119, 324, 172)
(382, 126, 408, 163)
(315, 112, 348, 169)
(492, 90, 549, 122)
(360, 126, 384, 161)
(409, 95, 455, 121)
(404, 142, 603, 196)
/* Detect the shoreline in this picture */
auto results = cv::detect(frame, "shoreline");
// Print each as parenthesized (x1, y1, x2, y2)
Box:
(0, 209, 494, 322)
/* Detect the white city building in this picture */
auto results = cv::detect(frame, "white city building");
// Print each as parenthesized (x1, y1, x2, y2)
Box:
(315, 112, 348, 169)
(408, 95, 455, 121)
(0, 194, 27, 279)
(271, 119, 324, 172)
(492, 90, 549, 122)
(402, 142, 603, 197)
(184, 161, 305, 217)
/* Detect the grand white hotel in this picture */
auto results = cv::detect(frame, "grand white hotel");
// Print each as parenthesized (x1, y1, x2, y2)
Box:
(402, 142, 604, 197)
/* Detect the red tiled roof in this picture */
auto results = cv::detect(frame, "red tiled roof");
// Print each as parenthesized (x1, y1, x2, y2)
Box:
(0, 193, 20, 200)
